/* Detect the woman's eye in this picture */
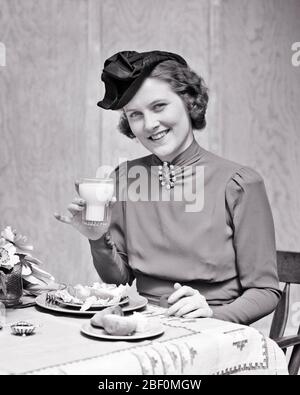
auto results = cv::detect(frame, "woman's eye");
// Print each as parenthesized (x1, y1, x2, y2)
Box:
(153, 103, 166, 112)
(129, 112, 142, 119)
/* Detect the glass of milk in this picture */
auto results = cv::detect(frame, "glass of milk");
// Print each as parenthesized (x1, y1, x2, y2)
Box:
(78, 178, 114, 226)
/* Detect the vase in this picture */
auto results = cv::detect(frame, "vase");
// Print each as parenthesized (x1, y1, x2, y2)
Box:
(0, 262, 23, 307)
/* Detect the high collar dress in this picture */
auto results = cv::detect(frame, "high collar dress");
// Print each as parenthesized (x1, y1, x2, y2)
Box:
(89, 139, 281, 324)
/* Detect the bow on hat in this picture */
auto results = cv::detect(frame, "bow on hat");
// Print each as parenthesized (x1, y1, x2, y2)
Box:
(97, 50, 187, 110)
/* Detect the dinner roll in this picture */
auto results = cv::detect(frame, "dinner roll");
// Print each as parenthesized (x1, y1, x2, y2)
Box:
(91, 305, 123, 328)
(102, 315, 137, 336)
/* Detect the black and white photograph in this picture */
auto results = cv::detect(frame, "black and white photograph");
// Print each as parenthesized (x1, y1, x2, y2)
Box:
(0, 0, 299, 376)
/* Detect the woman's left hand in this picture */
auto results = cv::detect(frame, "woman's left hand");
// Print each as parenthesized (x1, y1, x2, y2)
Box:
(167, 283, 213, 318)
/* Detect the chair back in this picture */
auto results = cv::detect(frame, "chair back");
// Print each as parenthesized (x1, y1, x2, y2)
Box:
(269, 251, 300, 375)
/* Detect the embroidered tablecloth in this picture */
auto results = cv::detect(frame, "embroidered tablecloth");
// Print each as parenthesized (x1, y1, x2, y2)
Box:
(0, 304, 288, 375)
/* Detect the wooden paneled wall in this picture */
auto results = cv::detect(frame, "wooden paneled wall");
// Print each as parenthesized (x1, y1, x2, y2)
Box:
(1, 0, 300, 293)
(0, 0, 102, 285)
(220, 0, 300, 252)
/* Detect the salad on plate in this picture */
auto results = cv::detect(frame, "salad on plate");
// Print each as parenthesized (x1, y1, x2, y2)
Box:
(53, 282, 129, 311)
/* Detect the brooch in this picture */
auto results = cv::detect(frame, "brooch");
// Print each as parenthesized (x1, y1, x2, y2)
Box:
(158, 162, 177, 190)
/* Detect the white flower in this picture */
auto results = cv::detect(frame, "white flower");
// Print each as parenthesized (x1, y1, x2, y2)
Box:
(1, 226, 15, 242)
(0, 240, 20, 270)
(0, 226, 56, 293)
(1, 226, 33, 252)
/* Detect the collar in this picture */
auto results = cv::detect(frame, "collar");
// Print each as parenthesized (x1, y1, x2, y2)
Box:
(151, 137, 206, 167)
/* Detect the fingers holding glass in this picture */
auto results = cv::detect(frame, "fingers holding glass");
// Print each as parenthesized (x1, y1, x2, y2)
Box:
(72, 197, 86, 206)
(54, 179, 115, 240)
(67, 202, 84, 216)
(54, 198, 85, 225)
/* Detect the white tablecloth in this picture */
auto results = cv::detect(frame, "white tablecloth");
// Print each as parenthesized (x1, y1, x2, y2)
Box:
(0, 303, 288, 375)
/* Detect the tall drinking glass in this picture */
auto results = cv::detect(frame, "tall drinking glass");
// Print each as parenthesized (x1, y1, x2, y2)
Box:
(78, 178, 114, 226)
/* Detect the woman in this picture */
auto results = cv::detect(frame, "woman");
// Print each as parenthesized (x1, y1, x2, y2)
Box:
(55, 50, 281, 325)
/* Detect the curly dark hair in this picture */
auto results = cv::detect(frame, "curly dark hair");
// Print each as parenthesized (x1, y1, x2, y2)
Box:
(118, 60, 209, 139)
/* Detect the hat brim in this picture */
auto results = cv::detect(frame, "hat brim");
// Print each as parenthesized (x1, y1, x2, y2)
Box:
(97, 51, 188, 110)
(97, 68, 152, 110)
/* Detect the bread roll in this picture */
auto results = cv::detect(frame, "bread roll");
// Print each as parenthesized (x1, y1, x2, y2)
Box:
(91, 305, 123, 328)
(102, 314, 137, 336)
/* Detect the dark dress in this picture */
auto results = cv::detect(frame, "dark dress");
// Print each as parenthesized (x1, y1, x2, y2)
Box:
(89, 139, 281, 324)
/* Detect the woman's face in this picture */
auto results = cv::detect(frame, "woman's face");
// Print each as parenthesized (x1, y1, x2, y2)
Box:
(123, 78, 194, 162)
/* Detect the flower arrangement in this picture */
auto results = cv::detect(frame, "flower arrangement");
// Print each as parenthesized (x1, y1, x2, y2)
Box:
(0, 226, 55, 296)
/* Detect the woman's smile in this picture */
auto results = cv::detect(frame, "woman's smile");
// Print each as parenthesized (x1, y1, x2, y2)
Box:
(148, 128, 171, 141)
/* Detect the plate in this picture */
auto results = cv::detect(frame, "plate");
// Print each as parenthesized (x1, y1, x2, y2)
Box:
(81, 322, 164, 340)
(57, 296, 129, 310)
(35, 293, 148, 316)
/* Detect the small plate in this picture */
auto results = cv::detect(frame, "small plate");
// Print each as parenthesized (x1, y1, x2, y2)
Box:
(35, 293, 148, 316)
(81, 322, 164, 340)
(57, 296, 129, 310)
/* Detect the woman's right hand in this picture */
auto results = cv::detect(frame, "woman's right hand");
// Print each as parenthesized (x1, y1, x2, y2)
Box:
(54, 181, 115, 240)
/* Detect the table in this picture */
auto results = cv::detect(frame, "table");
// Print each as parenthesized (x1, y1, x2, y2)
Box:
(0, 299, 288, 375)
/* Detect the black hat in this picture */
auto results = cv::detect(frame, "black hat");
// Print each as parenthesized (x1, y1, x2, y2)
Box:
(97, 50, 187, 110)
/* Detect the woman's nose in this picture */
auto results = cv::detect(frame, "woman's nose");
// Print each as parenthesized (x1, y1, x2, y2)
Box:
(144, 112, 159, 132)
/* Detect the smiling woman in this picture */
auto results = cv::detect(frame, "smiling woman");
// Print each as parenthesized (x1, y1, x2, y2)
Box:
(55, 50, 281, 325)
(123, 78, 194, 162)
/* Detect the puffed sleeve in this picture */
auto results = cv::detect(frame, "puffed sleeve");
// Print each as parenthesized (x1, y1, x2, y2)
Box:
(89, 163, 134, 285)
(211, 167, 281, 325)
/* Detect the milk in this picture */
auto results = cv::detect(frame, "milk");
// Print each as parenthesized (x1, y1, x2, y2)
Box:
(79, 178, 114, 224)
